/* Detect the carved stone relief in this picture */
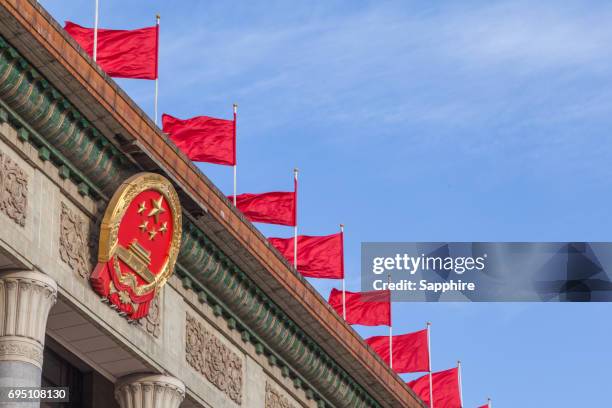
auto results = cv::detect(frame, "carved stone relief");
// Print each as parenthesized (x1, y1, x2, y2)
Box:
(59, 202, 93, 279)
(265, 382, 297, 408)
(185, 313, 243, 404)
(0, 151, 28, 226)
(138, 293, 161, 338)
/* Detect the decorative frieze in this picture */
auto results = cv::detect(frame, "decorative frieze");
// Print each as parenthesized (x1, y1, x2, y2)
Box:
(186, 313, 243, 404)
(59, 202, 93, 279)
(265, 382, 297, 408)
(0, 151, 27, 226)
(0, 337, 44, 367)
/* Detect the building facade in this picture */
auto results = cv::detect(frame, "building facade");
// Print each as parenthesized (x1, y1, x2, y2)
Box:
(0, 1, 425, 407)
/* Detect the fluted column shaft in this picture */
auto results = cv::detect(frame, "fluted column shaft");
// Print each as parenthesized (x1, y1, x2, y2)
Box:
(115, 374, 185, 408)
(0, 270, 57, 407)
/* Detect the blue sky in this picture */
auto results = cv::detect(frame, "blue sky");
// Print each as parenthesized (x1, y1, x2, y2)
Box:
(40, 0, 612, 406)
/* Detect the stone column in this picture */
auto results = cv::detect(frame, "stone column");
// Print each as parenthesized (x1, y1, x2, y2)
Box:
(115, 374, 185, 408)
(0, 270, 57, 406)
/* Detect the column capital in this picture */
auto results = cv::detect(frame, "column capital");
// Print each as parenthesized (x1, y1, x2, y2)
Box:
(0, 270, 57, 368)
(115, 373, 185, 408)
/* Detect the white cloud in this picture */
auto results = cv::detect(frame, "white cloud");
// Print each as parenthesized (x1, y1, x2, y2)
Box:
(441, 2, 612, 72)
(156, 0, 612, 136)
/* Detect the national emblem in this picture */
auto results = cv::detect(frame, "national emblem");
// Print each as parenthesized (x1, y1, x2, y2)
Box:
(90, 173, 182, 321)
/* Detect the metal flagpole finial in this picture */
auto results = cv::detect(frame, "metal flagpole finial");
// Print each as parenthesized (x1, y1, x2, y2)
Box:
(233, 103, 238, 114)
(427, 321, 431, 327)
(340, 224, 344, 232)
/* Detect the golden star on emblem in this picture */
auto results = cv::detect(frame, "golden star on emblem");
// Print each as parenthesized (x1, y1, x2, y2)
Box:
(137, 201, 147, 214)
(148, 196, 166, 223)
(118, 290, 131, 304)
(138, 221, 149, 232)
(159, 222, 168, 235)
(148, 227, 158, 240)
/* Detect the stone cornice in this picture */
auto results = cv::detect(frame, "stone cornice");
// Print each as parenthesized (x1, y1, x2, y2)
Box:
(0, 2, 424, 407)
(0, 36, 128, 201)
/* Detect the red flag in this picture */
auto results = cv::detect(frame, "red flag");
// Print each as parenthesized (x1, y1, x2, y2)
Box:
(407, 367, 461, 408)
(408, 372, 431, 407)
(365, 329, 429, 373)
(268, 232, 344, 279)
(328, 288, 390, 326)
(229, 191, 296, 226)
(478, 405, 488, 408)
(162, 114, 236, 165)
(229, 175, 297, 226)
(64, 21, 158, 79)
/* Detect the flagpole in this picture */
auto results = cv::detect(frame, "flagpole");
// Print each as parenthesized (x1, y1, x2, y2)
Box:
(233, 103, 237, 205)
(93, 0, 99, 61)
(488, 397, 492, 408)
(293, 168, 298, 269)
(154, 14, 160, 126)
(457, 360, 464, 408)
(340, 224, 346, 320)
(388, 269, 392, 369)
(427, 322, 433, 408)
